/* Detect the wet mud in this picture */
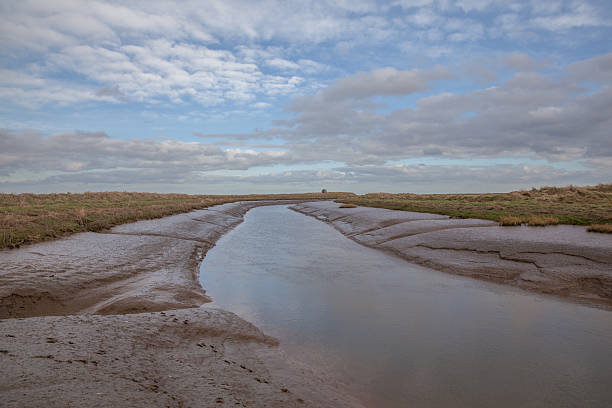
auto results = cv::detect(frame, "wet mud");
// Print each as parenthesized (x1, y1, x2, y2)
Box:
(0, 201, 299, 319)
(0, 307, 361, 408)
(0, 200, 362, 408)
(291, 201, 612, 309)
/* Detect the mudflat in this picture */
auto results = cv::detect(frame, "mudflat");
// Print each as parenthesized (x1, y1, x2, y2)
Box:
(0, 200, 363, 408)
(2, 199, 611, 407)
(292, 201, 612, 309)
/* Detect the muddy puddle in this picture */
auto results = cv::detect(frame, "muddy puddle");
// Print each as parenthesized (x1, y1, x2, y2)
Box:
(200, 205, 612, 407)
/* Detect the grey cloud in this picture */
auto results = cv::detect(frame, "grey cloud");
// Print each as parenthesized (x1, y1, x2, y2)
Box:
(567, 52, 612, 83)
(320, 66, 453, 101)
(3, 161, 607, 194)
(95, 85, 128, 101)
(270, 54, 612, 165)
(500, 53, 552, 71)
(328, 162, 611, 193)
(0, 129, 293, 179)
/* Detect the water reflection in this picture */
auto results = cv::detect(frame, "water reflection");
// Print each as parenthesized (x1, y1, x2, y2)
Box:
(200, 205, 612, 407)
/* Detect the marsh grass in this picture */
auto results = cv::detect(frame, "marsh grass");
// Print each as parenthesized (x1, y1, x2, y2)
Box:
(0, 191, 353, 249)
(336, 184, 612, 231)
(499, 216, 522, 226)
(526, 215, 559, 226)
(339, 203, 357, 208)
(588, 224, 612, 233)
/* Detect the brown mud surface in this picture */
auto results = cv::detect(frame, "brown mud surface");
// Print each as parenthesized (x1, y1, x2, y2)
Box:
(1, 201, 297, 319)
(0, 200, 363, 408)
(292, 201, 612, 309)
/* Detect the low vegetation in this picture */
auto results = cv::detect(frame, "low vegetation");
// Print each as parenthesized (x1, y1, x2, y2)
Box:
(0, 191, 354, 249)
(338, 203, 357, 208)
(498, 216, 522, 226)
(336, 184, 612, 231)
(588, 224, 612, 233)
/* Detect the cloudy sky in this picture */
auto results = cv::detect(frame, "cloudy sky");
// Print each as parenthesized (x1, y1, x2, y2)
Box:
(1, 0, 611, 194)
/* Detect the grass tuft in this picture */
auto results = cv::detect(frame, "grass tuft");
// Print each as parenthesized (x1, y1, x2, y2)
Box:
(526, 215, 559, 226)
(499, 216, 522, 226)
(588, 224, 612, 233)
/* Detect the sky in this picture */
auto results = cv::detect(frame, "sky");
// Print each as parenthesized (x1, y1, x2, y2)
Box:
(1, 0, 611, 194)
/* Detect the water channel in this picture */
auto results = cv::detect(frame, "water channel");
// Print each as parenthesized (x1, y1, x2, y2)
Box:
(200, 205, 612, 407)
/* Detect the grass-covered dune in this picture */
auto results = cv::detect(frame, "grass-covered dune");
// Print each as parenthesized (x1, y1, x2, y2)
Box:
(336, 184, 612, 231)
(0, 191, 354, 249)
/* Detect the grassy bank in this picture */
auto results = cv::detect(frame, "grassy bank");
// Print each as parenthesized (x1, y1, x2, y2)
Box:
(0, 191, 353, 249)
(336, 184, 612, 231)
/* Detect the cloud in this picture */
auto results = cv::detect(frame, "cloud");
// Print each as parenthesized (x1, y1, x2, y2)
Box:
(1, 2, 612, 193)
(260, 53, 612, 165)
(2, 40, 308, 107)
(291, 66, 453, 106)
(530, 1, 609, 31)
(0, 129, 292, 179)
(4, 51, 611, 191)
(500, 53, 552, 71)
(2, 0, 611, 110)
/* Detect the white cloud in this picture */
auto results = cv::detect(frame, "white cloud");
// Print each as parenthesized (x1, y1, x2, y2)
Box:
(531, 2, 609, 31)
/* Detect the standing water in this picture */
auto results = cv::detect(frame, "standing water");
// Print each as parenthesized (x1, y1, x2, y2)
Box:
(200, 205, 612, 407)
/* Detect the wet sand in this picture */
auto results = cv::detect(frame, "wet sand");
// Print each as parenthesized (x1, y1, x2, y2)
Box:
(0, 200, 363, 408)
(291, 201, 612, 309)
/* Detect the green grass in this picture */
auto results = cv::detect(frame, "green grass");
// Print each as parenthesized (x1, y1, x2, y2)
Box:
(0, 191, 354, 249)
(335, 184, 612, 231)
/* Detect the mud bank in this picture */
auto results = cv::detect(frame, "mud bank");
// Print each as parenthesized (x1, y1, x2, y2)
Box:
(0, 200, 363, 408)
(291, 201, 612, 309)
(0, 307, 361, 408)
(1, 200, 302, 319)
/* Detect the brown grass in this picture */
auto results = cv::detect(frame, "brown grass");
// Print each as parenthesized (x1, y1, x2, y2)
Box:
(0, 191, 354, 249)
(526, 215, 559, 226)
(335, 184, 612, 230)
(499, 216, 522, 226)
(588, 224, 612, 233)
(339, 203, 357, 208)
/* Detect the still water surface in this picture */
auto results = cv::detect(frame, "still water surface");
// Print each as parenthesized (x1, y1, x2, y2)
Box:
(200, 205, 612, 407)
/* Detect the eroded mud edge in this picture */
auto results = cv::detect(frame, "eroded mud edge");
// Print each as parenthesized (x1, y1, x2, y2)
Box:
(290, 202, 612, 311)
(0, 200, 364, 408)
(0, 200, 312, 319)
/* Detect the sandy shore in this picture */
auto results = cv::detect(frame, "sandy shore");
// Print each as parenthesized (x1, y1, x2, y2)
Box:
(291, 201, 612, 309)
(0, 200, 363, 408)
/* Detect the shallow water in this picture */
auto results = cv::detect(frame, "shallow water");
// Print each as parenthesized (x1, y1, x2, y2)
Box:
(200, 205, 612, 408)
